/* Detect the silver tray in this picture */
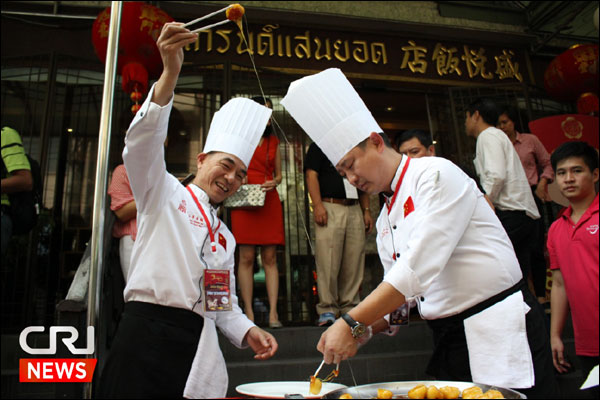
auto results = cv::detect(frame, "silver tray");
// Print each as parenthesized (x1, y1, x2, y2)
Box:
(321, 380, 527, 399)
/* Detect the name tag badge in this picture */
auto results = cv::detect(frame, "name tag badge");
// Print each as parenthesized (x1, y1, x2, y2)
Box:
(389, 303, 410, 326)
(342, 178, 359, 199)
(204, 269, 232, 312)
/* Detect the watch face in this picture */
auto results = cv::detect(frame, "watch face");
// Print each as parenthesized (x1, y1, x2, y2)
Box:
(352, 324, 366, 338)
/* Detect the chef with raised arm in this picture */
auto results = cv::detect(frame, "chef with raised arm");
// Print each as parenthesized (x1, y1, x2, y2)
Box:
(281, 68, 556, 398)
(97, 22, 278, 399)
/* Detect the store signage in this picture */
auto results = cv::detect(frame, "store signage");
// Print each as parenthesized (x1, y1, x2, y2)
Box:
(185, 24, 525, 84)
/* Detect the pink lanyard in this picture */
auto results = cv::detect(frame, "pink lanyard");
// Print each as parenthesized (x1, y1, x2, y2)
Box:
(186, 186, 221, 253)
(387, 157, 411, 215)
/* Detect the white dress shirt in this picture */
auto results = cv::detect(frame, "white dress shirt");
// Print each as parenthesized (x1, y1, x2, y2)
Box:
(376, 156, 523, 319)
(123, 84, 254, 397)
(473, 126, 540, 219)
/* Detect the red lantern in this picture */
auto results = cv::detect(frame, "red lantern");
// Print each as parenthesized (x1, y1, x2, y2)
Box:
(577, 92, 599, 115)
(543, 44, 599, 101)
(92, 2, 173, 112)
(529, 114, 599, 153)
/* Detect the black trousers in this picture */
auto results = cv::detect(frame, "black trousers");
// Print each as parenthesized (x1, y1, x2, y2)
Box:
(96, 301, 204, 399)
(496, 209, 537, 281)
(529, 186, 550, 298)
(425, 282, 558, 399)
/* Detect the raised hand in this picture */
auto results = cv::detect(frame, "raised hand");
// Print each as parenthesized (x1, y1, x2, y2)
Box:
(152, 22, 198, 106)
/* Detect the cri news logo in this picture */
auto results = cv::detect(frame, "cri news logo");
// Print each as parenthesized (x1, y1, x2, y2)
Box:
(19, 326, 97, 383)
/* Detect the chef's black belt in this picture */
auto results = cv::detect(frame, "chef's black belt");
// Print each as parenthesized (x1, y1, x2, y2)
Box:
(426, 278, 527, 331)
(125, 301, 204, 333)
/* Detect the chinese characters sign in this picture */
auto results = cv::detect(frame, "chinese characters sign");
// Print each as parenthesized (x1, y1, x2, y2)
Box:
(184, 24, 526, 83)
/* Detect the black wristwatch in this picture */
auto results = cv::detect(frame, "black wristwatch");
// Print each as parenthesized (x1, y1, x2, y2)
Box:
(341, 313, 367, 339)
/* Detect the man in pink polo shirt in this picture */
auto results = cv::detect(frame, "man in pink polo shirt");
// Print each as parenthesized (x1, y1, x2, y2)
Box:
(547, 141, 598, 397)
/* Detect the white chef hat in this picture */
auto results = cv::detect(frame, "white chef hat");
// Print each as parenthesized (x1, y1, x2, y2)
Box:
(203, 97, 272, 167)
(281, 68, 382, 166)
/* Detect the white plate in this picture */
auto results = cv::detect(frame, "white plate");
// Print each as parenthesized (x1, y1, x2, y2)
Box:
(236, 381, 347, 399)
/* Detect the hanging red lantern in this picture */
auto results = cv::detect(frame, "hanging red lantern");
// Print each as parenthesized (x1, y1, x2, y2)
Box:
(92, 2, 173, 113)
(529, 114, 599, 153)
(577, 92, 599, 115)
(543, 44, 599, 102)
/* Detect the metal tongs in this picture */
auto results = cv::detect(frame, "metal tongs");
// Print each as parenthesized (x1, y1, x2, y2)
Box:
(182, 4, 244, 33)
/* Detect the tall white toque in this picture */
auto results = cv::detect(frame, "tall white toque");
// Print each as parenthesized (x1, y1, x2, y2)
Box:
(203, 97, 272, 167)
(281, 68, 382, 166)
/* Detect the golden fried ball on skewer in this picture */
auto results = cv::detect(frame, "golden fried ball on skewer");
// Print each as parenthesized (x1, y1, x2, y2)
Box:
(309, 376, 322, 395)
(226, 4, 245, 21)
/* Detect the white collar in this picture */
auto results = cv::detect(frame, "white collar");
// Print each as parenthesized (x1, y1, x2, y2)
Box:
(188, 184, 217, 212)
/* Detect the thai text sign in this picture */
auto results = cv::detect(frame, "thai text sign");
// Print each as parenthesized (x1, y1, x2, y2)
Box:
(185, 24, 525, 83)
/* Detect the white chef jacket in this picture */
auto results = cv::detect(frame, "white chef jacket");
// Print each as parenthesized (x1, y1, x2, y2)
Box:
(376, 156, 523, 320)
(122, 83, 254, 397)
(473, 126, 540, 219)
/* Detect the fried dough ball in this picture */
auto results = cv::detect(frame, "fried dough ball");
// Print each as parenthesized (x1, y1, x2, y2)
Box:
(476, 389, 504, 399)
(377, 389, 394, 399)
(226, 4, 245, 21)
(339, 394, 353, 399)
(439, 386, 460, 399)
(408, 384, 427, 399)
(486, 389, 504, 399)
(309, 376, 322, 395)
(426, 386, 442, 399)
(462, 386, 484, 399)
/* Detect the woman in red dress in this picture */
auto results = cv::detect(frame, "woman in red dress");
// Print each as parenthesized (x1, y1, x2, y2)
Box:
(231, 97, 285, 327)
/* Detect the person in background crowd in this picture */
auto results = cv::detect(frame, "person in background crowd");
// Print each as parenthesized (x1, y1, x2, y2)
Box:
(498, 107, 554, 305)
(466, 98, 540, 289)
(231, 96, 285, 328)
(1, 126, 32, 257)
(396, 129, 436, 158)
(98, 22, 277, 399)
(108, 163, 137, 283)
(547, 141, 598, 399)
(497, 107, 553, 202)
(281, 68, 556, 398)
(396, 128, 494, 210)
(305, 141, 373, 327)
